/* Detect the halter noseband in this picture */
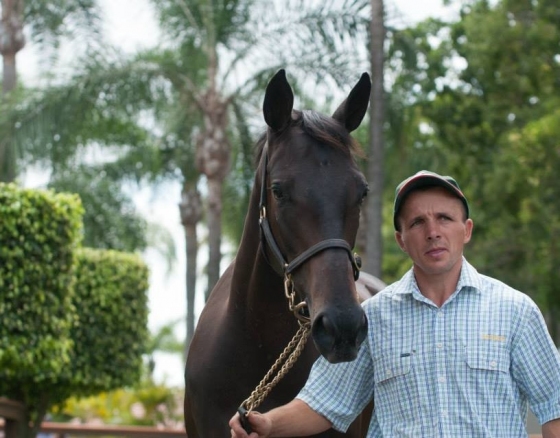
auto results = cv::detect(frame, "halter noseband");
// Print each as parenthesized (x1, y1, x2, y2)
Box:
(258, 145, 362, 284)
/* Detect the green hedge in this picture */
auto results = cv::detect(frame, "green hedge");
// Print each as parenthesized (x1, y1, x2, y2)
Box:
(0, 183, 83, 393)
(0, 184, 150, 435)
(64, 248, 149, 396)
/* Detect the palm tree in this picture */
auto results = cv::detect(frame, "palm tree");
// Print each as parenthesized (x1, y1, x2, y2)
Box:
(0, 0, 101, 181)
(0, 0, 25, 94)
(0, 44, 164, 246)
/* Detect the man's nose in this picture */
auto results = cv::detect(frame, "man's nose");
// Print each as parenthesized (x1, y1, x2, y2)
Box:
(426, 221, 441, 239)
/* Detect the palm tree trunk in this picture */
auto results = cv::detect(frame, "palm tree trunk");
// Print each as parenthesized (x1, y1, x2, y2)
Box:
(179, 184, 203, 357)
(0, 0, 25, 182)
(0, 0, 25, 94)
(364, 0, 386, 278)
(2, 51, 17, 93)
(195, 87, 231, 301)
(184, 224, 198, 355)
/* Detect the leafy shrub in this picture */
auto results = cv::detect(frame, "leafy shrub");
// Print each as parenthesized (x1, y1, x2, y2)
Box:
(0, 183, 83, 399)
(61, 248, 150, 396)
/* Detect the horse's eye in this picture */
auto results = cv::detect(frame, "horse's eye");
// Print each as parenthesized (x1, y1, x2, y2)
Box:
(271, 184, 284, 200)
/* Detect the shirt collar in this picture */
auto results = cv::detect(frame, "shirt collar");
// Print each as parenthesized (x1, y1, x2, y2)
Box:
(456, 257, 483, 293)
(392, 256, 483, 297)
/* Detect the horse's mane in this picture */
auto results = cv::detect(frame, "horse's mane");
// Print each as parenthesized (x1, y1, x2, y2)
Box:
(255, 110, 365, 166)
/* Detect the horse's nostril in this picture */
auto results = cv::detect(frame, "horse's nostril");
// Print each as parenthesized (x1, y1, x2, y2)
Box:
(320, 313, 334, 333)
(312, 314, 335, 352)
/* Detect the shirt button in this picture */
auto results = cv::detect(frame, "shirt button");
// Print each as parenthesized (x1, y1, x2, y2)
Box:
(441, 410, 448, 418)
(438, 376, 446, 383)
(437, 311, 444, 317)
(436, 343, 443, 349)
(489, 360, 497, 368)
(386, 370, 392, 377)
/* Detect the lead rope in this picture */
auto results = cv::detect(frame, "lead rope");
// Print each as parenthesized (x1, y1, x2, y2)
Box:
(237, 276, 311, 433)
(240, 321, 310, 413)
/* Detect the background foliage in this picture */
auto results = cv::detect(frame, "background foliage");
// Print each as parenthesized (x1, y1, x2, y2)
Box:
(60, 248, 150, 396)
(0, 183, 83, 394)
(377, 0, 560, 340)
(56, 382, 183, 428)
(0, 184, 151, 436)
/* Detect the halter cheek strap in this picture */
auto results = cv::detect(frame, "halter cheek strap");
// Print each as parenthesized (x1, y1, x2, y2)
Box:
(258, 145, 362, 281)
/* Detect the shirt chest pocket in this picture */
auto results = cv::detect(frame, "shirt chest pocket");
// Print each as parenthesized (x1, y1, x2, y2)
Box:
(374, 352, 412, 384)
(464, 342, 515, 414)
(373, 352, 422, 423)
(465, 343, 510, 373)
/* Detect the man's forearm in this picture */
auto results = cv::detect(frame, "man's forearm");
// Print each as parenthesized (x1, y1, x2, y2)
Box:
(543, 418, 560, 438)
(267, 399, 331, 437)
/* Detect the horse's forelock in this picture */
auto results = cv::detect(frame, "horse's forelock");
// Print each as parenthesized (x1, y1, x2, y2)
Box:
(255, 110, 364, 163)
(299, 110, 363, 157)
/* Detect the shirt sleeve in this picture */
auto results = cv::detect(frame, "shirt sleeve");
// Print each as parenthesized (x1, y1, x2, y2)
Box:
(296, 338, 375, 432)
(510, 297, 560, 424)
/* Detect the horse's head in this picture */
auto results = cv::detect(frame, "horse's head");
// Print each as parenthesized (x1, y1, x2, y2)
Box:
(259, 70, 371, 363)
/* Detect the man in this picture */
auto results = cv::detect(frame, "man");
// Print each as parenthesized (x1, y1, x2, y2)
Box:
(230, 170, 560, 437)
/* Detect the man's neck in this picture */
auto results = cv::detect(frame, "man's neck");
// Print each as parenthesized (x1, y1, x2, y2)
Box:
(414, 265, 462, 308)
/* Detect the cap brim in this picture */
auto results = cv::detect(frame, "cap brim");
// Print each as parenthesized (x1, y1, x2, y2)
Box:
(393, 175, 468, 230)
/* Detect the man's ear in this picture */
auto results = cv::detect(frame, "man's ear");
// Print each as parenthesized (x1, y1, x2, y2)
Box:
(464, 218, 474, 244)
(395, 231, 407, 253)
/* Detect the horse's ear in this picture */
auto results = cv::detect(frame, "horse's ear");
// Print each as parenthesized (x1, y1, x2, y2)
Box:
(263, 69, 294, 132)
(332, 72, 371, 133)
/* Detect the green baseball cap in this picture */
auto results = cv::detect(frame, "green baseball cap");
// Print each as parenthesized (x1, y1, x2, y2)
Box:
(393, 170, 469, 230)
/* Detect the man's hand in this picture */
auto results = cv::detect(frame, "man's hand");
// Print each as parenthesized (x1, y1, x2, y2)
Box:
(230, 410, 271, 437)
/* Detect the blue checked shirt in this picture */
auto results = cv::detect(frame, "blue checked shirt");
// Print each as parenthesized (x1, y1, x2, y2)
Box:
(297, 258, 560, 437)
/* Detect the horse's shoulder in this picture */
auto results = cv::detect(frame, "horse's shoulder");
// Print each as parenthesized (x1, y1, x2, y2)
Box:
(356, 271, 385, 302)
(206, 260, 236, 303)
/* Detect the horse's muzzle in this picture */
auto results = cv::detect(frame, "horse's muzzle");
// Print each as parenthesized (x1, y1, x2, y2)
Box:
(311, 308, 368, 363)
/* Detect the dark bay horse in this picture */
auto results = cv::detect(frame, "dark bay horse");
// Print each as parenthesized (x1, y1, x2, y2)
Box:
(184, 70, 380, 437)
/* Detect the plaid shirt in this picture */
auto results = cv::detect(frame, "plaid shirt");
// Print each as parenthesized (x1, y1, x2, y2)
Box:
(298, 258, 560, 437)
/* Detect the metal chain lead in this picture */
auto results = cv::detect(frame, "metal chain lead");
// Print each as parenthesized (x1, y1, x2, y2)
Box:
(284, 275, 311, 323)
(240, 320, 311, 413)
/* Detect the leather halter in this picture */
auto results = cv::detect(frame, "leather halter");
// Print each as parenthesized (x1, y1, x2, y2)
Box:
(258, 144, 362, 282)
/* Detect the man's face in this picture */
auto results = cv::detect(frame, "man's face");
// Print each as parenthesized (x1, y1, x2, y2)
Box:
(395, 187, 473, 278)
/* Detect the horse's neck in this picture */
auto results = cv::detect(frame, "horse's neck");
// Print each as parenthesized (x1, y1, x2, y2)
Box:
(230, 185, 286, 316)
